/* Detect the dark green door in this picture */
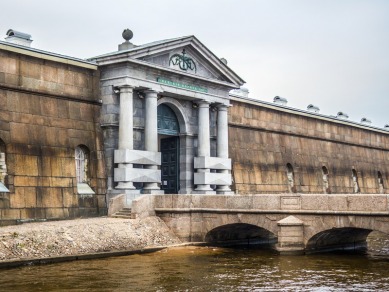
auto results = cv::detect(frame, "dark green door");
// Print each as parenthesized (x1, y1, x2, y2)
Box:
(161, 137, 179, 194)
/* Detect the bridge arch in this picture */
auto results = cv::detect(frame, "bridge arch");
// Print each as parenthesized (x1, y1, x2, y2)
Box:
(303, 215, 389, 253)
(205, 223, 277, 246)
(306, 227, 372, 252)
(304, 216, 389, 243)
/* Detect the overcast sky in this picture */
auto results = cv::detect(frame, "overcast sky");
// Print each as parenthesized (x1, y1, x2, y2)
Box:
(1, 0, 388, 127)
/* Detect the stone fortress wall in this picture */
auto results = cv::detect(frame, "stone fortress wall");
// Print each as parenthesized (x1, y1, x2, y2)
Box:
(0, 45, 106, 225)
(229, 96, 389, 194)
(1, 29, 389, 226)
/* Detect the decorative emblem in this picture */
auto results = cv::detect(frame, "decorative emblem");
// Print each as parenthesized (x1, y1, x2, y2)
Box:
(169, 49, 197, 73)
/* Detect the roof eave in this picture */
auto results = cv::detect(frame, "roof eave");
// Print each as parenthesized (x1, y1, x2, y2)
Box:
(230, 95, 389, 135)
(0, 40, 97, 70)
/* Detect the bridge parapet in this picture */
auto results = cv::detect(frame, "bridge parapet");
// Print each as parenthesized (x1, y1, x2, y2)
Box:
(144, 193, 389, 214)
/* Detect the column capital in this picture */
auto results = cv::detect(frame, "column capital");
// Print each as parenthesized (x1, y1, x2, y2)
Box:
(114, 84, 134, 94)
(198, 100, 211, 107)
(216, 104, 230, 111)
(143, 89, 160, 98)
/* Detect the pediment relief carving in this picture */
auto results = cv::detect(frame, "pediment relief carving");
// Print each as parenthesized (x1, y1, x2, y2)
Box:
(141, 46, 225, 81)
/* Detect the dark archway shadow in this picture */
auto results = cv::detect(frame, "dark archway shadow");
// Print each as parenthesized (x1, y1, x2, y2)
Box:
(306, 227, 373, 254)
(205, 223, 277, 248)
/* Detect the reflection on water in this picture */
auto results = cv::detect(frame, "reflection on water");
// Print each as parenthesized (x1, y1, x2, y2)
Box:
(1, 232, 389, 291)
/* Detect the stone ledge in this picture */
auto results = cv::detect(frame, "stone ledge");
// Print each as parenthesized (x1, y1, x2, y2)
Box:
(151, 194, 389, 213)
(153, 207, 389, 216)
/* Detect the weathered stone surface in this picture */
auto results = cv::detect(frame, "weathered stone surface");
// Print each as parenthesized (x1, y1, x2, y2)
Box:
(0, 48, 106, 224)
(229, 99, 389, 194)
(277, 215, 303, 225)
(146, 194, 389, 253)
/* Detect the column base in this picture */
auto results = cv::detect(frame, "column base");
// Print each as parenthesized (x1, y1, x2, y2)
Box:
(116, 182, 136, 190)
(216, 185, 233, 195)
(194, 184, 213, 191)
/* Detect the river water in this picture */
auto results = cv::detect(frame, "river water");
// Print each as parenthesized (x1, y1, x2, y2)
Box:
(1, 232, 389, 291)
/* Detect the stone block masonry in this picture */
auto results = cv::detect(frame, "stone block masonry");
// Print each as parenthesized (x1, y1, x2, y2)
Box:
(0, 46, 106, 225)
(229, 98, 389, 194)
(143, 193, 389, 253)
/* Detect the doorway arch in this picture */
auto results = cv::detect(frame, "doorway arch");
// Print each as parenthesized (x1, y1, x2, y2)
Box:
(157, 104, 180, 135)
(157, 97, 188, 134)
(157, 98, 193, 194)
(157, 103, 180, 194)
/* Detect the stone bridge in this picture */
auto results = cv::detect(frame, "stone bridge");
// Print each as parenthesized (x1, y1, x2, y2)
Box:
(130, 193, 389, 254)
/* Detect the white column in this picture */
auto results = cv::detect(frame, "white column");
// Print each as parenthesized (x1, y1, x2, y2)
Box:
(217, 105, 229, 159)
(195, 101, 212, 191)
(116, 85, 135, 190)
(143, 90, 162, 192)
(118, 86, 134, 150)
(217, 104, 232, 193)
(198, 101, 211, 157)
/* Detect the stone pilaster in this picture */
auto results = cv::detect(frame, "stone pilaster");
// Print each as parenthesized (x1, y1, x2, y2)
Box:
(143, 90, 163, 194)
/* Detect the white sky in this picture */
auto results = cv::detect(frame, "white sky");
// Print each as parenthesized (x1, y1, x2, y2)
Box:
(1, 0, 388, 127)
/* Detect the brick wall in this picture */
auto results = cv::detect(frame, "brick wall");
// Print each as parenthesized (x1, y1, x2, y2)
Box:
(229, 99, 389, 194)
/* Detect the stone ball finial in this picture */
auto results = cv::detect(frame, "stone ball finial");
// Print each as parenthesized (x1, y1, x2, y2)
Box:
(122, 29, 133, 41)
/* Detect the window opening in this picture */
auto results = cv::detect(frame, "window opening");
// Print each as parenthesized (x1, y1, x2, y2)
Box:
(0, 139, 9, 192)
(75, 145, 94, 195)
(352, 169, 360, 193)
(378, 171, 384, 194)
(286, 163, 296, 193)
(75, 146, 88, 183)
(322, 166, 330, 194)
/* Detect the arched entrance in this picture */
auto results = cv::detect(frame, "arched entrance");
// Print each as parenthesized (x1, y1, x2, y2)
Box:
(158, 104, 180, 194)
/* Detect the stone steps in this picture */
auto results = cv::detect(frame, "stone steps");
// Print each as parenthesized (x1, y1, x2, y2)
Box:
(111, 208, 134, 219)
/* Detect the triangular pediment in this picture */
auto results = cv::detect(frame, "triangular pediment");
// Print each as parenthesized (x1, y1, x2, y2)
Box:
(114, 36, 245, 87)
(142, 46, 224, 81)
